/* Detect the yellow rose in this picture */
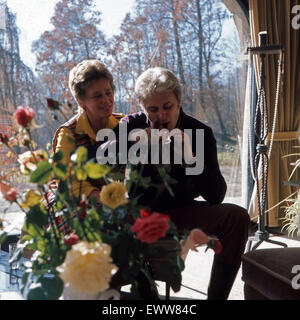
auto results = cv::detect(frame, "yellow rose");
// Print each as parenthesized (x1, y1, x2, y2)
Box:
(100, 181, 128, 209)
(57, 241, 117, 294)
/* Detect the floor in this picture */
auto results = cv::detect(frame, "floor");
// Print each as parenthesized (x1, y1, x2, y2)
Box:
(134, 233, 300, 300)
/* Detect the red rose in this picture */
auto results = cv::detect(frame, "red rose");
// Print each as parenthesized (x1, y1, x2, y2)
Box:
(80, 211, 87, 219)
(64, 233, 79, 246)
(131, 212, 170, 243)
(46, 98, 60, 110)
(5, 188, 18, 202)
(0, 133, 9, 144)
(140, 209, 150, 218)
(79, 200, 86, 209)
(13, 106, 35, 127)
(56, 216, 62, 225)
(206, 239, 223, 254)
(212, 240, 223, 254)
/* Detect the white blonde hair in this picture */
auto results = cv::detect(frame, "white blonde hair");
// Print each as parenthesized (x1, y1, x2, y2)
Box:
(134, 67, 182, 109)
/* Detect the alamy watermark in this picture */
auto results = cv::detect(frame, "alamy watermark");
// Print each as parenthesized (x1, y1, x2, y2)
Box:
(95, 122, 204, 176)
(292, 265, 300, 290)
(0, 3, 6, 30)
(292, 5, 300, 30)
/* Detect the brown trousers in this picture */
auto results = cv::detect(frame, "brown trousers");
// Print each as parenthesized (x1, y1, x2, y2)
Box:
(165, 201, 250, 267)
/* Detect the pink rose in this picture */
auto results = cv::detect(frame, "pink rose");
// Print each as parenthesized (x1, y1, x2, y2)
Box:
(13, 106, 35, 127)
(131, 211, 170, 243)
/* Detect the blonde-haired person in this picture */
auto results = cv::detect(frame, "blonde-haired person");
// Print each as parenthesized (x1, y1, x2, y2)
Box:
(53, 59, 124, 202)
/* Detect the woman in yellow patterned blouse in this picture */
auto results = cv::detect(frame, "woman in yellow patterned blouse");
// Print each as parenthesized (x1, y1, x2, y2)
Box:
(52, 60, 124, 203)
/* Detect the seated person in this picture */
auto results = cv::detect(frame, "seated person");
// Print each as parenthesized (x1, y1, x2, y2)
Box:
(91, 67, 250, 300)
(52, 59, 124, 202)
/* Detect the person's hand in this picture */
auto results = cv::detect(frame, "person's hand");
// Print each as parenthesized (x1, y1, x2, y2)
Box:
(180, 229, 209, 261)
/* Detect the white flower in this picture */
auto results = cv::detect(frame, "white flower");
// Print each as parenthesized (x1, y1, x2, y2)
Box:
(57, 241, 117, 294)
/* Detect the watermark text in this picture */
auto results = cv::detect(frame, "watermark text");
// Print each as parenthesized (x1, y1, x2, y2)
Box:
(96, 122, 204, 175)
(292, 5, 300, 30)
(292, 265, 300, 289)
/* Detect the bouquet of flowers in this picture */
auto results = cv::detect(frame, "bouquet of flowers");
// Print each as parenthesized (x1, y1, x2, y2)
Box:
(0, 104, 221, 300)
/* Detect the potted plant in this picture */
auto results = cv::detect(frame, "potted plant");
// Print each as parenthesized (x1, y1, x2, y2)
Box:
(0, 104, 221, 300)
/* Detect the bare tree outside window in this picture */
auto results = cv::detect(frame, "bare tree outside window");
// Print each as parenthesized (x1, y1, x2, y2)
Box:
(0, 3, 6, 30)
(1, 0, 248, 205)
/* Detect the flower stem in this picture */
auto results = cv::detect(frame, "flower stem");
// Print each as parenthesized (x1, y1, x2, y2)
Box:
(15, 199, 28, 214)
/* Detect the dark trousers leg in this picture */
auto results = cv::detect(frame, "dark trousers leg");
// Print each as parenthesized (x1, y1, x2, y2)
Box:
(165, 201, 250, 299)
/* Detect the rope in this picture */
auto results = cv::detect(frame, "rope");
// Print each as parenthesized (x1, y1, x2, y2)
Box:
(248, 52, 256, 182)
(248, 48, 283, 222)
(253, 53, 269, 229)
(268, 51, 283, 159)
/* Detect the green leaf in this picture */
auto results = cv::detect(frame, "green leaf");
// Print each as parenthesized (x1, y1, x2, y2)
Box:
(52, 150, 64, 163)
(130, 170, 139, 180)
(26, 205, 48, 228)
(30, 161, 53, 184)
(40, 275, 64, 300)
(72, 219, 85, 239)
(53, 163, 67, 179)
(57, 180, 68, 200)
(46, 239, 67, 266)
(26, 276, 64, 300)
(71, 146, 87, 164)
(154, 260, 182, 292)
(0, 231, 8, 244)
(139, 176, 151, 188)
(27, 283, 48, 300)
(84, 162, 110, 179)
(130, 268, 159, 299)
(75, 167, 87, 181)
(22, 221, 40, 238)
(111, 233, 135, 267)
(55, 200, 63, 211)
(157, 167, 176, 197)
